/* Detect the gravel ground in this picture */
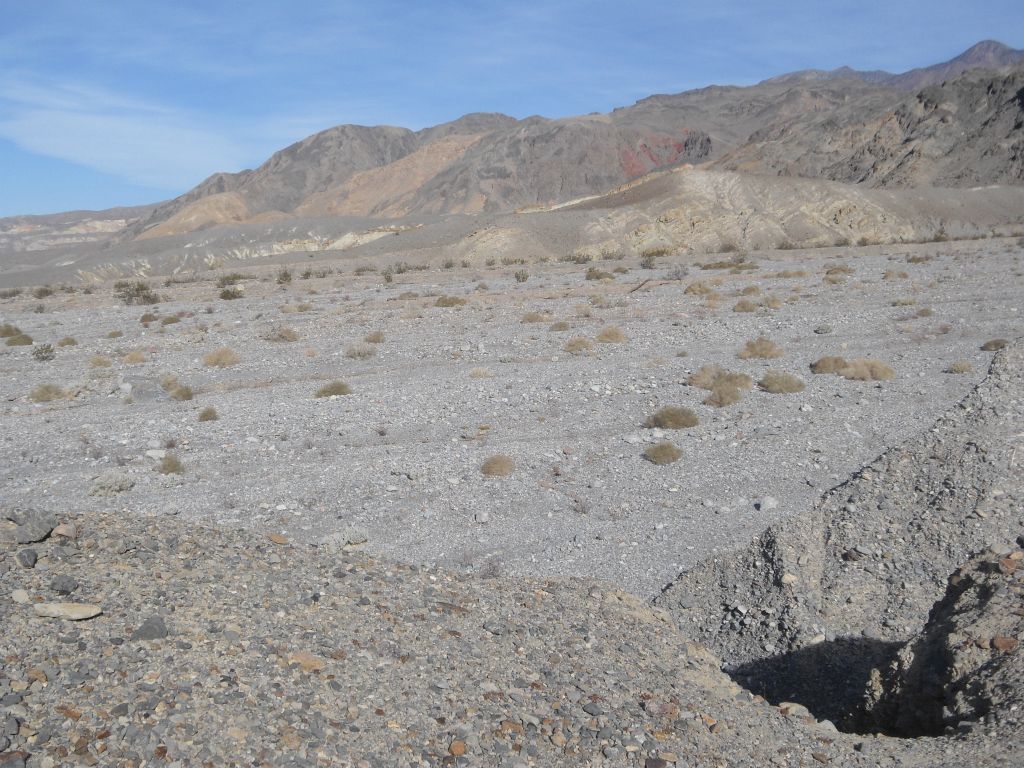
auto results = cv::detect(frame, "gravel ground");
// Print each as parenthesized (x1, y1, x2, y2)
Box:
(1, 239, 1022, 765)
(1, 239, 1021, 597)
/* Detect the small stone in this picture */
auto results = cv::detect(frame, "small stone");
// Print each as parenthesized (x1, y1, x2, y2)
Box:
(0, 752, 28, 768)
(11, 590, 30, 605)
(131, 616, 168, 641)
(267, 533, 289, 545)
(448, 740, 467, 757)
(51, 523, 79, 540)
(992, 636, 1019, 652)
(288, 651, 326, 673)
(50, 575, 79, 596)
(781, 573, 798, 585)
(32, 603, 102, 621)
(645, 759, 668, 768)
(756, 496, 779, 511)
(15, 550, 36, 569)
(582, 702, 604, 716)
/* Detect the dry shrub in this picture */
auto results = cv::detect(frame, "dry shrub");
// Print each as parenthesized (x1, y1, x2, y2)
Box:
(57, 336, 77, 347)
(770, 269, 807, 279)
(892, 297, 916, 307)
(436, 295, 467, 307)
(810, 356, 848, 374)
(645, 406, 698, 429)
(564, 337, 593, 355)
(161, 316, 180, 326)
(264, 326, 299, 342)
(733, 299, 758, 313)
(548, 321, 570, 331)
(737, 336, 782, 359)
(981, 338, 1008, 351)
(198, 406, 219, 421)
(684, 281, 714, 296)
(345, 344, 376, 359)
(585, 267, 614, 281)
(704, 384, 744, 407)
(826, 265, 854, 276)
(6, 333, 32, 346)
(521, 312, 549, 323)
(758, 371, 806, 394)
(157, 454, 184, 474)
(643, 442, 682, 465)
(689, 365, 753, 391)
(823, 274, 845, 285)
(0, 323, 21, 338)
(481, 455, 515, 477)
(90, 355, 112, 368)
(469, 367, 493, 379)
(29, 383, 65, 403)
(596, 326, 627, 343)
(203, 348, 240, 367)
(884, 270, 909, 280)
(107, 330, 123, 338)
(916, 307, 933, 318)
(946, 361, 972, 374)
(161, 374, 194, 401)
(838, 359, 895, 381)
(764, 296, 783, 309)
(315, 381, 351, 397)
(740, 285, 761, 296)
(140, 312, 159, 324)
(122, 350, 148, 364)
(364, 330, 385, 343)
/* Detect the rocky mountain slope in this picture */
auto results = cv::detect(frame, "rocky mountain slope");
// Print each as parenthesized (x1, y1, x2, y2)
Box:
(761, 39, 1024, 90)
(716, 63, 1024, 187)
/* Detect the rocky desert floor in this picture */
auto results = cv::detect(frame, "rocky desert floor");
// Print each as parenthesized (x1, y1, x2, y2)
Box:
(1, 237, 1023, 766)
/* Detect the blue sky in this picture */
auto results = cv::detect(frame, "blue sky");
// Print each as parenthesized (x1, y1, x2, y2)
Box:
(1, 1, 1021, 217)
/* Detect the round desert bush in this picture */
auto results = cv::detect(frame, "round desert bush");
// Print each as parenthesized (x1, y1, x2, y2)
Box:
(981, 338, 1008, 351)
(435, 295, 467, 307)
(838, 359, 894, 381)
(643, 442, 681, 465)
(688, 365, 753, 392)
(122, 350, 147, 364)
(733, 299, 758, 313)
(564, 337, 593, 355)
(521, 312, 549, 323)
(737, 336, 782, 359)
(315, 381, 351, 398)
(198, 406, 219, 422)
(6, 333, 32, 346)
(0, 323, 21, 338)
(946, 361, 972, 374)
(480, 455, 515, 477)
(758, 371, 806, 394)
(157, 454, 184, 474)
(106, 330, 123, 338)
(57, 336, 77, 347)
(645, 406, 698, 429)
(704, 384, 744, 407)
(29, 383, 64, 403)
(809, 356, 848, 374)
(740, 285, 761, 296)
(596, 326, 627, 343)
(90, 355, 112, 368)
(345, 344, 376, 359)
(364, 331, 385, 343)
(203, 347, 240, 367)
(548, 321, 570, 332)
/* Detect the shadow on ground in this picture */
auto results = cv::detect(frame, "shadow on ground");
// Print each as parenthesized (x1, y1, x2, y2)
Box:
(728, 637, 904, 733)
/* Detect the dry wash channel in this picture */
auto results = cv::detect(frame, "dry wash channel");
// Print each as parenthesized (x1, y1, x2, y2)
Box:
(656, 341, 1024, 745)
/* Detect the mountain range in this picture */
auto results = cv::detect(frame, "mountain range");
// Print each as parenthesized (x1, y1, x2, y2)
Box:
(1, 39, 1022, 281)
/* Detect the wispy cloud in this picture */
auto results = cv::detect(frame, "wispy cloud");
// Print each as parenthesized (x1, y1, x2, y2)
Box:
(0, 78, 249, 189)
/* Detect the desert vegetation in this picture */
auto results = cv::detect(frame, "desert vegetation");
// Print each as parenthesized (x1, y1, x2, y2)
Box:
(645, 406, 698, 429)
(315, 381, 351, 398)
